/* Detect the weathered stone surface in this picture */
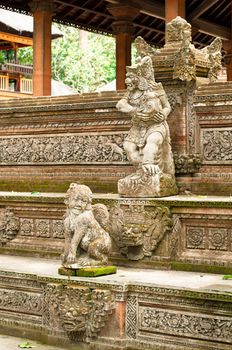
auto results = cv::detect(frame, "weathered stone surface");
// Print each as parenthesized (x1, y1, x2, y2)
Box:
(62, 183, 112, 268)
(116, 56, 177, 197)
(0, 256, 232, 350)
(0, 192, 231, 271)
(135, 17, 222, 83)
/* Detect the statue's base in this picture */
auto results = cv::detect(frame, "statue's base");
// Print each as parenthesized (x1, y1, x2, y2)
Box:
(58, 265, 117, 277)
(118, 172, 178, 197)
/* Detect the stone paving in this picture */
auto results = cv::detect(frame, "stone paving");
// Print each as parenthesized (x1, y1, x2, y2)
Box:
(0, 334, 66, 350)
(0, 254, 232, 293)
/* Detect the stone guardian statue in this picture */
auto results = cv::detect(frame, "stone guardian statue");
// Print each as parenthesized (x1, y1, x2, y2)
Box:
(62, 183, 112, 267)
(116, 56, 177, 197)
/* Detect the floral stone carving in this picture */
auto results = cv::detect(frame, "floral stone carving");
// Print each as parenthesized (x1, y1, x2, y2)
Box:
(0, 209, 19, 243)
(44, 284, 115, 342)
(109, 204, 172, 260)
(116, 56, 177, 197)
(62, 183, 112, 267)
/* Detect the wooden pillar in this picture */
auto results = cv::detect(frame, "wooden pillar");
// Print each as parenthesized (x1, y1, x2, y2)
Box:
(223, 2, 232, 81)
(223, 41, 232, 81)
(30, 0, 53, 96)
(165, 0, 186, 23)
(107, 4, 140, 90)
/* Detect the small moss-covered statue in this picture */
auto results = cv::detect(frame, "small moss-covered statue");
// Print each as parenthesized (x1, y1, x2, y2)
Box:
(62, 183, 112, 267)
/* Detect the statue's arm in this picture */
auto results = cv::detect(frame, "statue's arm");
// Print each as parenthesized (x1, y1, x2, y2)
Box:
(159, 94, 171, 118)
(116, 98, 134, 114)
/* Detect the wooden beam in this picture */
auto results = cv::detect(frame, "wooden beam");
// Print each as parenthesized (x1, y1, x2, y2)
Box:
(0, 32, 32, 46)
(106, 0, 165, 19)
(55, 0, 113, 19)
(192, 18, 231, 40)
(188, 0, 219, 21)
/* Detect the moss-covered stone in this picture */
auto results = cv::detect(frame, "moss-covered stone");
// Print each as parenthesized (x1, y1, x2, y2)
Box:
(58, 265, 117, 277)
(0, 179, 118, 194)
(76, 265, 117, 277)
(172, 262, 232, 275)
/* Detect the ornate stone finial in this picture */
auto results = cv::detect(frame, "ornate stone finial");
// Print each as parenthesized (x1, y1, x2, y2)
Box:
(201, 37, 222, 83)
(61, 183, 112, 267)
(116, 56, 178, 197)
(166, 16, 191, 44)
(134, 36, 160, 58)
(136, 17, 222, 83)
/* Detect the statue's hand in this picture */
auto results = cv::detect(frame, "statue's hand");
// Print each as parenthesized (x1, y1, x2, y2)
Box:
(136, 111, 151, 121)
(153, 111, 165, 123)
(66, 252, 76, 264)
(116, 99, 134, 113)
(142, 164, 162, 176)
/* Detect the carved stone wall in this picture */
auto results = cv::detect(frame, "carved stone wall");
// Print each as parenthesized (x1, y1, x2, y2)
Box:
(0, 263, 231, 350)
(0, 90, 203, 194)
(193, 82, 232, 195)
(171, 211, 232, 266)
(126, 288, 232, 349)
(0, 193, 231, 270)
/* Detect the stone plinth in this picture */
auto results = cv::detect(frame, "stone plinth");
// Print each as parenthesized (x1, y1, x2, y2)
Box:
(0, 255, 231, 350)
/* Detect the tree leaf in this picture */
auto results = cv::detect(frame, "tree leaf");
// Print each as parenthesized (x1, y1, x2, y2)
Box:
(18, 341, 33, 348)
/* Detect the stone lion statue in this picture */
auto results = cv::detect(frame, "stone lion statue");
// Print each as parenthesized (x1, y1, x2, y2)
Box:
(62, 183, 112, 267)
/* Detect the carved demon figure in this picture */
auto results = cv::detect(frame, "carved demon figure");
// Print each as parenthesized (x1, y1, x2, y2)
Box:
(62, 183, 112, 267)
(116, 56, 177, 197)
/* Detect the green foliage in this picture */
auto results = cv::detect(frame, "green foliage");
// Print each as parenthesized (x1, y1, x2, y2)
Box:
(0, 51, 6, 64)
(18, 341, 33, 348)
(51, 24, 116, 92)
(17, 47, 33, 65)
(16, 24, 116, 92)
(223, 275, 232, 280)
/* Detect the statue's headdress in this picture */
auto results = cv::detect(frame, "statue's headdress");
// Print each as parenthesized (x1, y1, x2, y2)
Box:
(126, 56, 155, 89)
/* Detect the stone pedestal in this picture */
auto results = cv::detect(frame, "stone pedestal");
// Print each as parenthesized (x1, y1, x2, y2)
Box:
(118, 171, 177, 197)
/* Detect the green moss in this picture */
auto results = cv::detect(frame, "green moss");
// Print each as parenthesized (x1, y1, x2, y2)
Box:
(76, 265, 117, 277)
(172, 262, 232, 275)
(58, 265, 117, 277)
(0, 179, 118, 194)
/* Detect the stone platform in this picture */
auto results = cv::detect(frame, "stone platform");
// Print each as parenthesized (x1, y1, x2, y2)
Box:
(0, 254, 231, 350)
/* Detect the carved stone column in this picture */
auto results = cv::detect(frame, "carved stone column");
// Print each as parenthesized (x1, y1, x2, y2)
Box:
(107, 4, 140, 90)
(30, 0, 53, 96)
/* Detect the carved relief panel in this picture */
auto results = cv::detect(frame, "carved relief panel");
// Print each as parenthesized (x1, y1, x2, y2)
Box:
(109, 201, 173, 260)
(43, 283, 115, 342)
(201, 128, 232, 164)
(172, 214, 232, 262)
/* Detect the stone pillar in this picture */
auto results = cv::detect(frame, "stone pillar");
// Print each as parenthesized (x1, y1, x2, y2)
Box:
(108, 4, 140, 90)
(30, 0, 53, 96)
(165, 0, 186, 22)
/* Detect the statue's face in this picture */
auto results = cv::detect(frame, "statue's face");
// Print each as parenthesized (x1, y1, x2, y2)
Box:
(69, 195, 89, 215)
(125, 74, 139, 92)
